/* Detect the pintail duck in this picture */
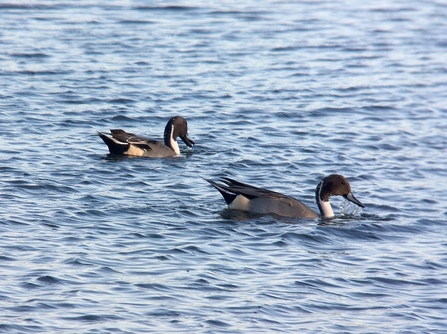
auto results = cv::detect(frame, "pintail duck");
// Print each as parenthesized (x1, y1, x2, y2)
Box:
(205, 174, 364, 219)
(98, 116, 194, 157)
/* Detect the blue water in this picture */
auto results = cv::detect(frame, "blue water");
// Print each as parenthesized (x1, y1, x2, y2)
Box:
(1, 1, 447, 333)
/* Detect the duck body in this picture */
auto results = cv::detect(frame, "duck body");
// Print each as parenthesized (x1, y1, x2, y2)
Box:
(205, 174, 364, 219)
(98, 116, 194, 158)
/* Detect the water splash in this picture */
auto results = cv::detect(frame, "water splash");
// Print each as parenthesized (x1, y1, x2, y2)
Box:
(340, 198, 363, 217)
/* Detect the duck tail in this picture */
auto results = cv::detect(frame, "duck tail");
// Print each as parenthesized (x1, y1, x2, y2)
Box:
(97, 131, 129, 155)
(203, 177, 237, 205)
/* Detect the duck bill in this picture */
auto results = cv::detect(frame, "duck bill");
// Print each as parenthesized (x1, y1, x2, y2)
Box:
(346, 192, 364, 208)
(180, 135, 195, 148)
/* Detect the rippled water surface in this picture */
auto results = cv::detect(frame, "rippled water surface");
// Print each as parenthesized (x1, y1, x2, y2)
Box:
(1, 1, 447, 333)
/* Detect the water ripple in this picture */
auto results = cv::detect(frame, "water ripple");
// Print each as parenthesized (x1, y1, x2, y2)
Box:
(0, 0, 446, 333)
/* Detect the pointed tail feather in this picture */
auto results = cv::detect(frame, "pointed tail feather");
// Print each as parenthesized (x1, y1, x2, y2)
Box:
(98, 132, 129, 155)
(203, 177, 237, 206)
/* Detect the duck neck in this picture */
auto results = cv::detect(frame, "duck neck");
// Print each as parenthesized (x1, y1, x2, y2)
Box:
(316, 180, 334, 218)
(164, 125, 180, 155)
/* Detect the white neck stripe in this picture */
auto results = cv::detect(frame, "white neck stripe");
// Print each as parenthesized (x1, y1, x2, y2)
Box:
(319, 199, 334, 218)
(169, 125, 180, 155)
(317, 180, 334, 218)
